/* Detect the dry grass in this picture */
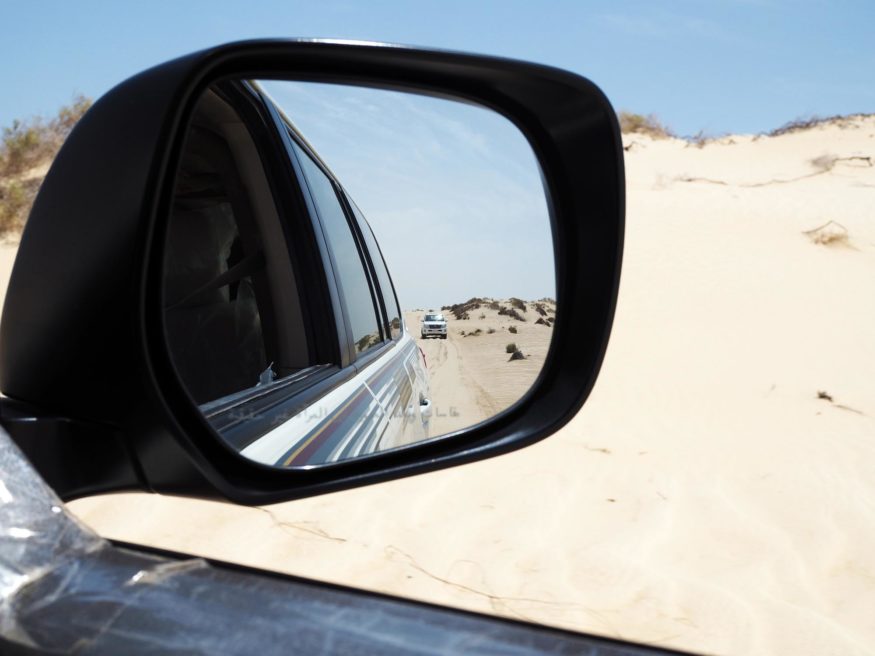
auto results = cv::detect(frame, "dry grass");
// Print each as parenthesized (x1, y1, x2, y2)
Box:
(767, 114, 873, 137)
(0, 94, 91, 236)
(686, 130, 712, 149)
(0, 178, 40, 235)
(619, 112, 673, 139)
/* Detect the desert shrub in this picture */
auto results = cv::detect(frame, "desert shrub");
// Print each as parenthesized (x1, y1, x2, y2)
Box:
(356, 333, 381, 352)
(487, 327, 496, 334)
(509, 297, 526, 312)
(1, 120, 46, 176)
(52, 95, 91, 138)
(535, 317, 549, 326)
(498, 307, 525, 322)
(488, 301, 500, 310)
(505, 342, 517, 354)
(478, 313, 485, 319)
(508, 349, 525, 361)
(1, 95, 92, 179)
(618, 112, 673, 138)
(0, 178, 40, 234)
(466, 328, 483, 337)
(533, 303, 547, 317)
(508, 325, 517, 334)
(686, 130, 712, 149)
(447, 298, 484, 320)
(0, 95, 92, 236)
(767, 113, 875, 137)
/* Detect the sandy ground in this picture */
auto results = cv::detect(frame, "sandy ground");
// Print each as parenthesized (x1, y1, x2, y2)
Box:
(6, 117, 875, 655)
(0, 241, 18, 311)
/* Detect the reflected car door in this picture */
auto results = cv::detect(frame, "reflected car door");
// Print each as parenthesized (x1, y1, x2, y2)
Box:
(343, 191, 432, 446)
(237, 106, 430, 467)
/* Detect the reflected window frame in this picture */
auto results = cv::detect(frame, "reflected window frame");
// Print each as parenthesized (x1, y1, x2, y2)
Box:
(344, 194, 404, 342)
(285, 136, 388, 360)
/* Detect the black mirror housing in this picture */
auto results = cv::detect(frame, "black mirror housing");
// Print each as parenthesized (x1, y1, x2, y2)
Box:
(0, 40, 624, 504)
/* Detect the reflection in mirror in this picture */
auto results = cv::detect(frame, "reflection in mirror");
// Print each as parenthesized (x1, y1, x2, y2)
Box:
(162, 78, 554, 468)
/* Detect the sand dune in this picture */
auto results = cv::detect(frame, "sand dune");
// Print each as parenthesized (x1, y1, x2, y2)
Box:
(32, 116, 875, 655)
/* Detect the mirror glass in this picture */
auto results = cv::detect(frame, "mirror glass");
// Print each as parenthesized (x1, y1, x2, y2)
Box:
(161, 78, 555, 468)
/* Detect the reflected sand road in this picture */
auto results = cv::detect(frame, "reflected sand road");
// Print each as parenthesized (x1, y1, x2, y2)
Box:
(409, 303, 553, 438)
(417, 331, 499, 436)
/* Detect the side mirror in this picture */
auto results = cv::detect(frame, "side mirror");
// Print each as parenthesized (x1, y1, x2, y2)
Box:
(0, 40, 623, 504)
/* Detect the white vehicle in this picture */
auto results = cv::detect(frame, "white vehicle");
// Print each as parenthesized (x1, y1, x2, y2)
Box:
(421, 313, 448, 339)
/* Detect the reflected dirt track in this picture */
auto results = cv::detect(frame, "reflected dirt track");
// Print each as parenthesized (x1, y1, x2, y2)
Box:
(409, 305, 553, 437)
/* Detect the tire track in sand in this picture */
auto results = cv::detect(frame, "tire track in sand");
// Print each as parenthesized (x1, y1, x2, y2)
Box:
(418, 332, 498, 436)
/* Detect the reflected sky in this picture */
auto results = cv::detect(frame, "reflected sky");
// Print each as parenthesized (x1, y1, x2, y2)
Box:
(260, 81, 554, 310)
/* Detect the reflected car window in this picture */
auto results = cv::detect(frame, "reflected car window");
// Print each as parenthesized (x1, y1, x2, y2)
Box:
(348, 198, 403, 340)
(291, 140, 383, 355)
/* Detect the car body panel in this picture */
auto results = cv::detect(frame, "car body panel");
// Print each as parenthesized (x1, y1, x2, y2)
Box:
(242, 334, 429, 466)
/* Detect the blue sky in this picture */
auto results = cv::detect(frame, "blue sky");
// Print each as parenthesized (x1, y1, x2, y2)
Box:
(1, 1, 873, 136)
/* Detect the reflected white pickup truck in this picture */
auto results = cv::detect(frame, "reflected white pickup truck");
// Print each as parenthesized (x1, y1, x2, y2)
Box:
(420, 313, 448, 339)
